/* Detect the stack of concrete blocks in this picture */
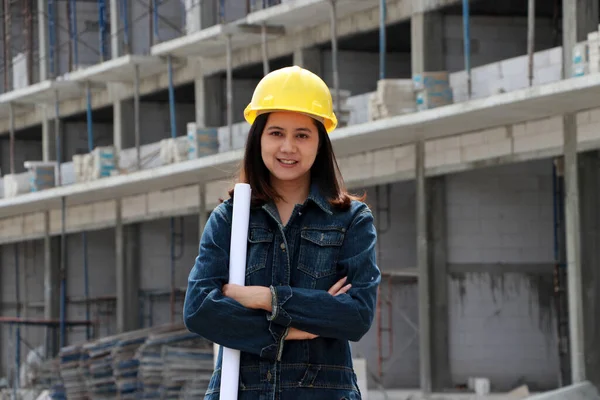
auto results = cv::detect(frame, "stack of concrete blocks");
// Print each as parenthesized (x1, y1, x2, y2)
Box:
(572, 41, 589, 77)
(368, 79, 415, 121)
(413, 71, 454, 111)
(159, 137, 189, 165)
(218, 122, 250, 153)
(73, 146, 117, 183)
(331, 88, 352, 128)
(449, 46, 563, 102)
(587, 28, 600, 75)
(24, 161, 57, 193)
(3, 173, 29, 198)
(187, 123, 219, 160)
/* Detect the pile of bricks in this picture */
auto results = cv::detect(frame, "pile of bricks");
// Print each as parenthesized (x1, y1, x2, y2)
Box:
(368, 79, 416, 121)
(413, 71, 454, 111)
(73, 146, 117, 182)
(587, 27, 600, 75)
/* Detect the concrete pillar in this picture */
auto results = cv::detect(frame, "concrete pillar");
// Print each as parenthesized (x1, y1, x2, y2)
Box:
(410, 11, 445, 75)
(427, 176, 450, 390)
(293, 48, 322, 77)
(194, 75, 206, 128)
(44, 236, 61, 356)
(110, 0, 120, 58)
(579, 151, 600, 389)
(204, 75, 223, 127)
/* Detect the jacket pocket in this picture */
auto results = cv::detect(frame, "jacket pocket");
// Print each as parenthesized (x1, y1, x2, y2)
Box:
(298, 227, 345, 285)
(245, 227, 273, 283)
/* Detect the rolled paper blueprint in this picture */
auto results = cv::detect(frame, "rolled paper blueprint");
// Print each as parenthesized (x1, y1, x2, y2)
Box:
(219, 183, 251, 400)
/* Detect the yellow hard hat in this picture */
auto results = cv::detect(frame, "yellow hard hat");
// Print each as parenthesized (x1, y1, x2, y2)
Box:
(244, 66, 338, 133)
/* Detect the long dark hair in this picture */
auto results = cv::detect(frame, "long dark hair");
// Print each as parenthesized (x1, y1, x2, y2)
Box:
(227, 112, 365, 210)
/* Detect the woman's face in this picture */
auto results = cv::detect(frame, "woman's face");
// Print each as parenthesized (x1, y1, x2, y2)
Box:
(260, 111, 320, 185)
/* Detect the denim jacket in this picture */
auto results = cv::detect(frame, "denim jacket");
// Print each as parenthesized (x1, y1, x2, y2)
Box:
(183, 183, 381, 399)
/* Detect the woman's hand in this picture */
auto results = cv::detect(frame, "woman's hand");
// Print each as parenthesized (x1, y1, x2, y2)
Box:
(328, 276, 352, 296)
(286, 327, 318, 340)
(222, 284, 272, 312)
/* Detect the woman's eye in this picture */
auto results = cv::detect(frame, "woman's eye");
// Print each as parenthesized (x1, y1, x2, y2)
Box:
(297, 134, 308, 139)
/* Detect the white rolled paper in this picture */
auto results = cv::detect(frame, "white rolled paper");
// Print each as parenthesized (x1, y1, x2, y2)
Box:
(219, 183, 251, 400)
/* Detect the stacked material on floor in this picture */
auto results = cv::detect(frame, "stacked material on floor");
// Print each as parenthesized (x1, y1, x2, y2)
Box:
(331, 88, 352, 128)
(2, 172, 29, 198)
(161, 344, 214, 398)
(58, 345, 89, 400)
(413, 71, 454, 111)
(587, 26, 600, 75)
(83, 336, 120, 399)
(187, 123, 219, 159)
(73, 146, 117, 183)
(24, 161, 57, 192)
(136, 327, 211, 399)
(368, 79, 416, 121)
(112, 325, 179, 399)
(34, 358, 65, 400)
(159, 137, 189, 165)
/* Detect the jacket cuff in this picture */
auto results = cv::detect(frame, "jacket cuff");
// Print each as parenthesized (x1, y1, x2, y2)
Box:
(267, 285, 293, 327)
(259, 321, 289, 361)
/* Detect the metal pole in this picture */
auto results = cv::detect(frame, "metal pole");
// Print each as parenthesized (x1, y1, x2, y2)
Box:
(98, 0, 107, 61)
(379, 0, 386, 80)
(167, 55, 177, 139)
(70, 0, 78, 68)
(226, 34, 233, 149)
(329, 0, 340, 115)
(527, 0, 535, 86)
(261, 23, 269, 75)
(416, 140, 431, 394)
(82, 232, 91, 340)
(48, 0, 56, 78)
(562, 0, 585, 383)
(152, 0, 159, 42)
(121, 0, 130, 54)
(86, 82, 94, 151)
(134, 64, 141, 169)
(4, 0, 11, 90)
(14, 244, 21, 391)
(462, 0, 471, 98)
(9, 102, 15, 174)
(54, 91, 67, 350)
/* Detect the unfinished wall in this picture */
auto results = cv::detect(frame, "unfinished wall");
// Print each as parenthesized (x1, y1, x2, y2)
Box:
(0, 241, 46, 382)
(446, 160, 559, 392)
(130, 0, 188, 56)
(0, 138, 43, 175)
(138, 217, 200, 328)
(443, 16, 556, 72)
(351, 159, 559, 391)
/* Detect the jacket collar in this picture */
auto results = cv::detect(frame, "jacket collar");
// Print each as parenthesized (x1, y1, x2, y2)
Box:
(261, 181, 333, 217)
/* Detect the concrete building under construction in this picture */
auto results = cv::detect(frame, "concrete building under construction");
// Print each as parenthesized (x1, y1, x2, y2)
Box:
(0, 0, 599, 398)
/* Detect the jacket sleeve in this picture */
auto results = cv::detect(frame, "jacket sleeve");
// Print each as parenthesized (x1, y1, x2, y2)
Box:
(268, 208, 381, 342)
(183, 204, 288, 361)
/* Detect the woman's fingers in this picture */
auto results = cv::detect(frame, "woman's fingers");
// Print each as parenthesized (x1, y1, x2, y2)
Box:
(328, 276, 348, 295)
(334, 283, 352, 296)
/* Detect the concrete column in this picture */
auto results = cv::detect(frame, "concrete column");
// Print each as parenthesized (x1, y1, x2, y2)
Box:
(204, 75, 223, 127)
(110, 0, 120, 58)
(562, 0, 594, 384)
(410, 11, 445, 75)
(579, 151, 600, 389)
(194, 74, 206, 128)
(37, 0, 47, 81)
(293, 48, 322, 77)
(44, 235, 61, 356)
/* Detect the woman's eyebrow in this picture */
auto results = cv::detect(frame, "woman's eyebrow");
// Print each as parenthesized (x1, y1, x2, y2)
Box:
(266, 125, 285, 131)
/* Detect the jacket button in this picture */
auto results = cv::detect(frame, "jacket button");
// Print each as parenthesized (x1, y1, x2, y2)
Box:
(280, 243, 285, 250)
(267, 370, 272, 381)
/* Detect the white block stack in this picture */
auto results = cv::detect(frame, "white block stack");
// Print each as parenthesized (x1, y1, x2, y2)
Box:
(3, 173, 29, 198)
(330, 88, 352, 128)
(73, 146, 117, 183)
(413, 71, 454, 111)
(159, 137, 189, 165)
(368, 79, 415, 121)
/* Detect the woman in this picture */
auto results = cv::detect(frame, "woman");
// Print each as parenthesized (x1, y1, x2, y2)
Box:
(183, 66, 381, 399)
